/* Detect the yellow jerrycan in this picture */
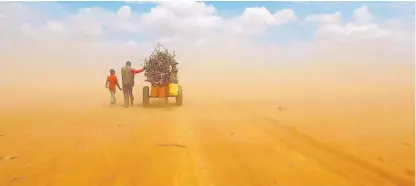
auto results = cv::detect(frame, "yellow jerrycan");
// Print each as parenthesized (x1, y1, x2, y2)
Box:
(168, 83, 179, 96)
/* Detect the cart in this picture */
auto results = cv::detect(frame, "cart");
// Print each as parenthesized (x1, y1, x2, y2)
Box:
(142, 83, 183, 107)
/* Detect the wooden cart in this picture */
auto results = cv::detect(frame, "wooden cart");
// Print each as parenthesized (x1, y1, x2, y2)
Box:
(142, 83, 183, 107)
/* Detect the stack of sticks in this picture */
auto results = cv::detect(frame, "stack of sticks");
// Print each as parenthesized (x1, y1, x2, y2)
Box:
(143, 43, 179, 85)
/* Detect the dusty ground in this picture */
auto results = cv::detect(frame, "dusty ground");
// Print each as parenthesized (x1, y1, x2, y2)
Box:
(0, 82, 414, 186)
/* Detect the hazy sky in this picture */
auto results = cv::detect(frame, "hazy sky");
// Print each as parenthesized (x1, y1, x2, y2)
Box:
(0, 1, 414, 90)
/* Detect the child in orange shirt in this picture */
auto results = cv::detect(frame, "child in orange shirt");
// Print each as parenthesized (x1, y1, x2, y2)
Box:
(106, 69, 122, 105)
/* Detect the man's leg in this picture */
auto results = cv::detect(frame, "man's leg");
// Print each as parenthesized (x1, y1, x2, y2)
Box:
(122, 84, 130, 108)
(128, 85, 134, 106)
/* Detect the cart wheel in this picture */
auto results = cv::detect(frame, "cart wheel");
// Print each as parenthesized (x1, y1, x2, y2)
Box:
(143, 86, 150, 107)
(175, 85, 183, 106)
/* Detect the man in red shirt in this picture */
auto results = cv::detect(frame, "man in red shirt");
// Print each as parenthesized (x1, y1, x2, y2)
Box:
(121, 61, 146, 108)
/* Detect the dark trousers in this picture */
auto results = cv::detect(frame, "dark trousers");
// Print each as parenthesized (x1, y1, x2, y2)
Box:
(122, 84, 134, 107)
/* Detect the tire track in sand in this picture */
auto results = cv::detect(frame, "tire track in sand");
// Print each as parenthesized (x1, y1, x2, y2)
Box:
(172, 106, 215, 186)
(227, 103, 414, 186)
(180, 103, 352, 186)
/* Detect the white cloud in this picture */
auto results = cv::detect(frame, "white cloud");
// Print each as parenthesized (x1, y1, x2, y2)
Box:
(228, 7, 296, 36)
(353, 5, 373, 24)
(306, 5, 396, 48)
(139, 1, 223, 40)
(240, 7, 296, 26)
(46, 20, 64, 32)
(0, 1, 413, 84)
(305, 11, 341, 25)
(66, 7, 107, 38)
(117, 5, 131, 18)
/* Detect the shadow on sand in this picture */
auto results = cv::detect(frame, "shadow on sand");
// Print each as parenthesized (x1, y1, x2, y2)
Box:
(106, 99, 180, 110)
(137, 102, 178, 109)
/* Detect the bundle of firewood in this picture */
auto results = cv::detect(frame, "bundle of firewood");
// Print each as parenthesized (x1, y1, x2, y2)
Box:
(143, 43, 179, 85)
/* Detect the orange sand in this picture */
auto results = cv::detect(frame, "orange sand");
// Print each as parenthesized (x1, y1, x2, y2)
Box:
(0, 76, 414, 186)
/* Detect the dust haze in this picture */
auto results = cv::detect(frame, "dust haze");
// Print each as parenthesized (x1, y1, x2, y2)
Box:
(0, 5, 415, 186)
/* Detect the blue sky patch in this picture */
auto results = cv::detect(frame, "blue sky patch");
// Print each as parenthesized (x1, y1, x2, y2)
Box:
(18, 1, 415, 45)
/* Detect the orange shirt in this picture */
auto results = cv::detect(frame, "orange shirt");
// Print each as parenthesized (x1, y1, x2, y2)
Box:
(107, 75, 118, 92)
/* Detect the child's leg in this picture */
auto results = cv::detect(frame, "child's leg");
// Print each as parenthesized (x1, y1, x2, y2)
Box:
(110, 91, 116, 104)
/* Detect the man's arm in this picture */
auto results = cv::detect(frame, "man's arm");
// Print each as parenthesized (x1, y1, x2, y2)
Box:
(131, 67, 146, 74)
(105, 77, 109, 88)
(121, 69, 124, 82)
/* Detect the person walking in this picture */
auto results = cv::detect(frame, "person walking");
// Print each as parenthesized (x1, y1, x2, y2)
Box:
(105, 69, 122, 105)
(121, 61, 146, 108)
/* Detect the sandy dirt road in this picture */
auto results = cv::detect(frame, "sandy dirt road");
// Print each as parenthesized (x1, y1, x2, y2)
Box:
(0, 93, 414, 186)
